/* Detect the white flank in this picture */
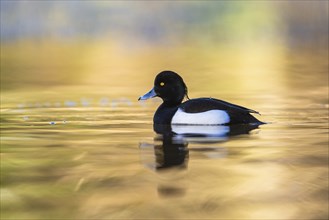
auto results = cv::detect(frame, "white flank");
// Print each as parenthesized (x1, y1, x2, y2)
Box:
(172, 124, 230, 136)
(171, 108, 230, 125)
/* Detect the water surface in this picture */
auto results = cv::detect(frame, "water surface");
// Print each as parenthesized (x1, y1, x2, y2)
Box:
(1, 72, 328, 220)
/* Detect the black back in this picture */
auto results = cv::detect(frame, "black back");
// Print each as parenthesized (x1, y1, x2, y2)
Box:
(180, 98, 263, 124)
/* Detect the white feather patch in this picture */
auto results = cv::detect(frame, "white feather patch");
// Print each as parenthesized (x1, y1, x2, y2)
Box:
(171, 108, 230, 125)
(172, 125, 230, 136)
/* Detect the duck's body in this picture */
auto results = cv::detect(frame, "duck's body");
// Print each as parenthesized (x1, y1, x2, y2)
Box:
(139, 71, 263, 125)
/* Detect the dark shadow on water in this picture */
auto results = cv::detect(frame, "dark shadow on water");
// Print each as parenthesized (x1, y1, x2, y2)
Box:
(153, 134, 189, 170)
(140, 123, 260, 170)
(139, 123, 260, 198)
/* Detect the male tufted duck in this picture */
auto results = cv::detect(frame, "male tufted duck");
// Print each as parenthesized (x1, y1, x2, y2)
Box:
(139, 71, 264, 125)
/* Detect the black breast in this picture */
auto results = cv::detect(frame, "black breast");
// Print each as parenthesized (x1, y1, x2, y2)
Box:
(153, 104, 179, 124)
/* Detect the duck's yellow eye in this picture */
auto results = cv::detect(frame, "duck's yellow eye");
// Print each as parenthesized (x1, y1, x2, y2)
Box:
(160, 82, 165, 86)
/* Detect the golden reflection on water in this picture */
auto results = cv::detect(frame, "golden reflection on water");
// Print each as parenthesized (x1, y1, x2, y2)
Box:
(1, 81, 328, 219)
(1, 42, 328, 219)
(1, 41, 328, 220)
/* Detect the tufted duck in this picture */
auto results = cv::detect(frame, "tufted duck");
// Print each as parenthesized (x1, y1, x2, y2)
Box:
(139, 71, 264, 125)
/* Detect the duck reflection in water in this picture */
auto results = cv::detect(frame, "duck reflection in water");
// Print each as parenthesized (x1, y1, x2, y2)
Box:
(153, 125, 189, 170)
(139, 123, 260, 198)
(141, 123, 260, 171)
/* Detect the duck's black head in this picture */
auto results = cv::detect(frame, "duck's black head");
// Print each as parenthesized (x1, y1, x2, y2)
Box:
(139, 71, 188, 106)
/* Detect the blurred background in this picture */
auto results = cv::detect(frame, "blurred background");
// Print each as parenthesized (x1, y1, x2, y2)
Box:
(1, 0, 328, 94)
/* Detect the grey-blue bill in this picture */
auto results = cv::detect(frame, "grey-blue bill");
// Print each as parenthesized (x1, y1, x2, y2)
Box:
(138, 88, 157, 101)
